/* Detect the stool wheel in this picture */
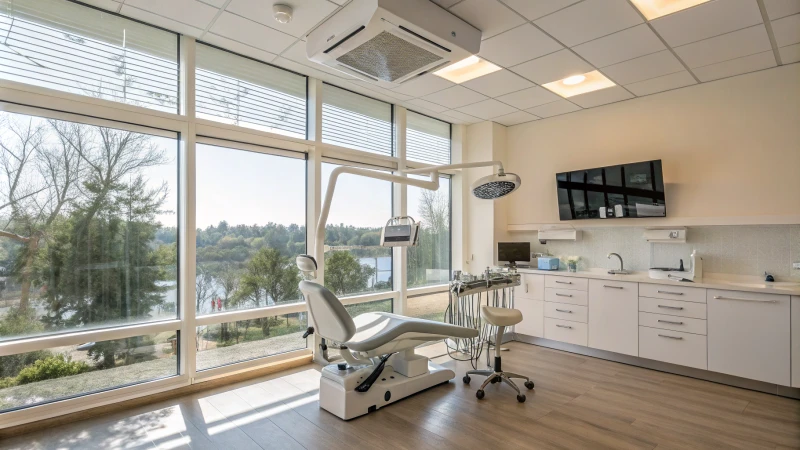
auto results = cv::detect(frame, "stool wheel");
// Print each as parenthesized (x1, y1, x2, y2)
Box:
(517, 394, 526, 403)
(490, 377, 500, 384)
(476, 389, 485, 400)
(462, 375, 471, 385)
(524, 380, 535, 390)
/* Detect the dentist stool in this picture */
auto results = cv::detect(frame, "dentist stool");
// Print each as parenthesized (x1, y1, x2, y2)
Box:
(463, 305, 535, 402)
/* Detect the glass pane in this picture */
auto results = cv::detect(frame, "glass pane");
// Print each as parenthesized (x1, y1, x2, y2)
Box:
(196, 313, 307, 371)
(0, 332, 177, 411)
(195, 144, 306, 316)
(321, 163, 392, 297)
(322, 84, 392, 156)
(407, 176, 451, 288)
(195, 44, 306, 139)
(407, 291, 448, 322)
(0, 0, 179, 113)
(406, 111, 450, 166)
(0, 111, 178, 341)
(344, 298, 392, 316)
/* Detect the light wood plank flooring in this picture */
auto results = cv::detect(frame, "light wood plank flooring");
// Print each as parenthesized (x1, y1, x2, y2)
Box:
(2, 342, 799, 449)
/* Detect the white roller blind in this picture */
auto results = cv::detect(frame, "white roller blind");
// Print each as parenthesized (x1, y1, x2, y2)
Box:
(195, 43, 307, 139)
(407, 111, 450, 166)
(0, 0, 179, 112)
(322, 83, 392, 157)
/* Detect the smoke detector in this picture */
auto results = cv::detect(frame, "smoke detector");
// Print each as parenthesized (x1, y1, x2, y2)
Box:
(273, 4, 293, 24)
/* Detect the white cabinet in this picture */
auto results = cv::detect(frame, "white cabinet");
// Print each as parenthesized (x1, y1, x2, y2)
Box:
(792, 296, 799, 388)
(640, 326, 707, 370)
(588, 279, 639, 356)
(708, 289, 791, 386)
(514, 274, 544, 337)
(544, 318, 588, 346)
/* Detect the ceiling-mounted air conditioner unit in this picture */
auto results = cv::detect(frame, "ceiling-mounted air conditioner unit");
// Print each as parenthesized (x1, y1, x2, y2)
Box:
(306, 0, 481, 89)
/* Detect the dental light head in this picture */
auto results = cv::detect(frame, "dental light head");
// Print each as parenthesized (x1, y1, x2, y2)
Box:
(380, 216, 420, 247)
(471, 170, 522, 199)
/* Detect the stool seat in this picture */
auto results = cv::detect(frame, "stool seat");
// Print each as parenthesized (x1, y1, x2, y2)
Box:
(481, 306, 522, 327)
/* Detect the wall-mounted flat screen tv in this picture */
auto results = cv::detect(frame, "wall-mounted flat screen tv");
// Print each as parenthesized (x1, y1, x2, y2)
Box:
(556, 160, 665, 220)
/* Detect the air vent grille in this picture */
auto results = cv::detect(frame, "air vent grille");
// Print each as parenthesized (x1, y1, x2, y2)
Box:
(336, 31, 441, 82)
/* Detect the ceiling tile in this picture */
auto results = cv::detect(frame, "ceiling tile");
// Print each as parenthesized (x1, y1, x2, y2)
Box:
(79, 0, 121, 12)
(511, 49, 594, 84)
(572, 24, 666, 68)
(569, 86, 633, 108)
(651, 0, 763, 47)
(456, 99, 517, 119)
(432, 0, 462, 7)
(272, 57, 349, 85)
(120, 5, 205, 37)
(601, 50, 684, 85)
(124, 0, 218, 29)
(692, 50, 776, 82)
(771, 13, 800, 47)
(391, 74, 454, 97)
(534, 0, 643, 47)
(526, 99, 581, 118)
(449, 0, 526, 40)
(500, 0, 581, 21)
(779, 42, 800, 63)
(422, 85, 488, 109)
(479, 24, 562, 67)
(210, 12, 298, 55)
(328, 0, 347, 4)
(625, 71, 697, 96)
(495, 86, 561, 109)
(407, 98, 449, 113)
(674, 25, 772, 69)
(763, 0, 800, 20)
(461, 69, 534, 97)
(225, 0, 339, 39)
(199, 0, 227, 7)
(201, 33, 277, 63)
(443, 110, 483, 123)
(493, 111, 540, 126)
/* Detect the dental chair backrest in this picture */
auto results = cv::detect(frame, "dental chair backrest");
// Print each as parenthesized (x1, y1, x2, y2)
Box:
(297, 255, 356, 343)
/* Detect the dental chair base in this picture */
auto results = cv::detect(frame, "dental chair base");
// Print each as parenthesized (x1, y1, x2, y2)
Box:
(320, 357, 454, 420)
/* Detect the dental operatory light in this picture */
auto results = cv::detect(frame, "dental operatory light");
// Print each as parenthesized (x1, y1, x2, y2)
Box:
(433, 56, 502, 84)
(471, 171, 522, 200)
(629, 0, 711, 20)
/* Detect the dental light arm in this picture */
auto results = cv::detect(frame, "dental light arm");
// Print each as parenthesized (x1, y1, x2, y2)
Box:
(314, 161, 506, 263)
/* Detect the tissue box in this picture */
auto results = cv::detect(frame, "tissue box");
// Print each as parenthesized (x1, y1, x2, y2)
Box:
(537, 257, 560, 271)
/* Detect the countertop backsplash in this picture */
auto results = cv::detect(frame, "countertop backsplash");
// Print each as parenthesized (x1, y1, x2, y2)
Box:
(521, 224, 800, 281)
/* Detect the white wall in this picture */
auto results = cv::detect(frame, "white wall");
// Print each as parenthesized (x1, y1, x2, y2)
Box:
(505, 64, 800, 229)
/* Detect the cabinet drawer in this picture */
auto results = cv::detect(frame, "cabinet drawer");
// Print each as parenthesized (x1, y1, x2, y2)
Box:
(515, 274, 545, 301)
(639, 326, 707, 370)
(545, 276, 588, 291)
(640, 283, 706, 303)
(545, 301, 588, 323)
(545, 288, 588, 306)
(639, 312, 707, 335)
(545, 318, 587, 346)
(639, 297, 706, 319)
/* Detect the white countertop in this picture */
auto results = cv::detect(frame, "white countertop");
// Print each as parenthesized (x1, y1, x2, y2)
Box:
(515, 268, 800, 296)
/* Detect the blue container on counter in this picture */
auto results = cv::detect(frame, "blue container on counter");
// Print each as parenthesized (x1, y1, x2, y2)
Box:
(537, 257, 560, 271)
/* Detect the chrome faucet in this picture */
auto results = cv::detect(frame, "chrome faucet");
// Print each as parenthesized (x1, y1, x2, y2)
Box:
(607, 253, 630, 275)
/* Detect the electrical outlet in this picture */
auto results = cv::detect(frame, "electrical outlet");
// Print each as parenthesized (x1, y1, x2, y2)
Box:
(793, 262, 800, 270)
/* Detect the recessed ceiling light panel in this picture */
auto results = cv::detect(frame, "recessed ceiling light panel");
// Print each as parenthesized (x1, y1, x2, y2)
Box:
(630, 0, 712, 20)
(542, 70, 616, 98)
(433, 56, 502, 84)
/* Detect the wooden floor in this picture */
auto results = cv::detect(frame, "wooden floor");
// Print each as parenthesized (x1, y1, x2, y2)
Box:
(2, 342, 799, 450)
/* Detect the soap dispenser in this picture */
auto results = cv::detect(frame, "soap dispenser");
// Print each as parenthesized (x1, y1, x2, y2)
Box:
(690, 250, 703, 281)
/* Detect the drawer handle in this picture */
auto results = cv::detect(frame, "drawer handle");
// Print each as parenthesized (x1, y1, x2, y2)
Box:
(658, 334, 683, 340)
(555, 293, 573, 298)
(555, 280, 572, 285)
(657, 305, 684, 310)
(556, 324, 573, 329)
(603, 285, 624, 289)
(657, 319, 684, 325)
(713, 295, 777, 303)
(658, 290, 684, 295)
(555, 309, 572, 313)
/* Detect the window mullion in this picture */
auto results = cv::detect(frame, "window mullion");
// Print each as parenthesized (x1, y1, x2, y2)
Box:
(393, 105, 408, 315)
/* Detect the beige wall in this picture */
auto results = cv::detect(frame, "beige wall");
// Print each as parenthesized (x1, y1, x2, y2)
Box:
(505, 64, 800, 228)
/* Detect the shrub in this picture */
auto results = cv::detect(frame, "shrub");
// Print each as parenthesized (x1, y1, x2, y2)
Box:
(0, 377, 17, 389)
(15, 354, 90, 385)
(0, 350, 53, 378)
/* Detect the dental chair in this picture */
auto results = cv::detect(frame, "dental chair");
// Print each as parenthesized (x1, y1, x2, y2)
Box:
(297, 255, 479, 420)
